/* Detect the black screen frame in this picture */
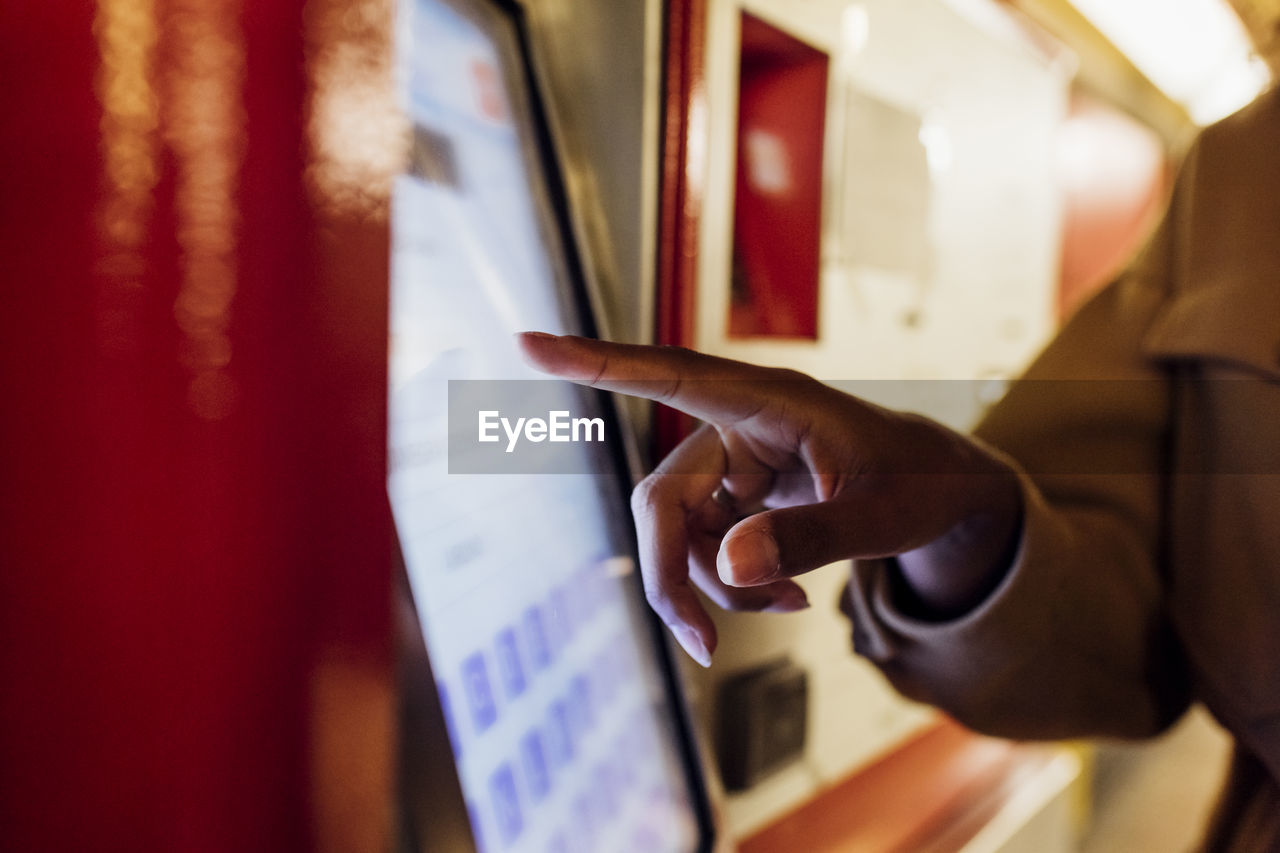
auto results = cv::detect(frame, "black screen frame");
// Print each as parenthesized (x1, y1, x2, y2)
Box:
(392, 1, 715, 850)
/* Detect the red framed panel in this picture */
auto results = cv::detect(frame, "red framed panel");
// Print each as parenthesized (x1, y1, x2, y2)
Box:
(729, 13, 827, 340)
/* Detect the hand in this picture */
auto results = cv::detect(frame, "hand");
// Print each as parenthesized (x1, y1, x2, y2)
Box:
(518, 332, 1022, 666)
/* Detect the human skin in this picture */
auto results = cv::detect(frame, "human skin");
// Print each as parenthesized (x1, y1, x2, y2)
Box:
(519, 332, 1022, 666)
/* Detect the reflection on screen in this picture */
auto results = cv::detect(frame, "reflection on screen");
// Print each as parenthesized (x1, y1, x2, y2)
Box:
(389, 1, 700, 851)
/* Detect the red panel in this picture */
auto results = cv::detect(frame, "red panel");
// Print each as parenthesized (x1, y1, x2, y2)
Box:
(0, 3, 392, 850)
(729, 14, 827, 340)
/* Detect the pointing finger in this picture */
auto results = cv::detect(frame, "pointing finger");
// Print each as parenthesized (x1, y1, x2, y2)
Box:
(518, 332, 794, 426)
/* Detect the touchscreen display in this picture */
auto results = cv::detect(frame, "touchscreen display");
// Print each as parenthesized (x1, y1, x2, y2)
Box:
(388, 1, 703, 851)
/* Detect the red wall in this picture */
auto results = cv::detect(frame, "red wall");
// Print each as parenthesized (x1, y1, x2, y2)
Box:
(0, 3, 393, 850)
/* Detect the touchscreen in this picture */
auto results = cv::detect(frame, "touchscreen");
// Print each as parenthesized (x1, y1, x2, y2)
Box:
(388, 1, 702, 851)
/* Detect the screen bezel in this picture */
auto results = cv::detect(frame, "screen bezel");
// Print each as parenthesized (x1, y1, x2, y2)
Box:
(392, 1, 715, 850)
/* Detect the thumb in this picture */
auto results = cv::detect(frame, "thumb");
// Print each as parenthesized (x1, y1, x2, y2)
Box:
(717, 500, 880, 587)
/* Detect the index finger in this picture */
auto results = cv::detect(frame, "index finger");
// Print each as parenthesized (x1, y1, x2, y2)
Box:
(517, 332, 776, 425)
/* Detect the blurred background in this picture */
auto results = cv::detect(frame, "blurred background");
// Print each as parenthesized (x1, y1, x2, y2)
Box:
(530, 0, 1268, 848)
(2, 0, 1275, 850)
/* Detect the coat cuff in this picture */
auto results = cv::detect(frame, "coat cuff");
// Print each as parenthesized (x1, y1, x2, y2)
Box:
(846, 471, 1074, 690)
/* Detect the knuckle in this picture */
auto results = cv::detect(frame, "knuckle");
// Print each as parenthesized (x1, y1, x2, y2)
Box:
(629, 478, 658, 515)
(641, 575, 675, 616)
(767, 367, 815, 391)
(760, 368, 821, 415)
(658, 375, 684, 405)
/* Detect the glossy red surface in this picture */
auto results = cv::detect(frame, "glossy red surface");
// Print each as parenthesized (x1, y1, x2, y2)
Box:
(729, 13, 827, 340)
(656, 0, 707, 456)
(0, 2, 395, 849)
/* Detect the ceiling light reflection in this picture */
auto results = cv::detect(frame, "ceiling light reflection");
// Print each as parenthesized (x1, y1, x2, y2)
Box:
(1069, 0, 1270, 124)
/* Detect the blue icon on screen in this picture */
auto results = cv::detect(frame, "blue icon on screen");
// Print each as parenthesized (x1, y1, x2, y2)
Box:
(547, 700, 574, 767)
(495, 627, 527, 699)
(570, 673, 593, 730)
(461, 651, 498, 733)
(523, 605, 551, 671)
(520, 728, 551, 802)
(489, 762, 524, 845)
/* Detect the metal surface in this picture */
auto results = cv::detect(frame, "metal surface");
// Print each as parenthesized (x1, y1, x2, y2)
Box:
(517, 0, 665, 459)
(522, 0, 662, 346)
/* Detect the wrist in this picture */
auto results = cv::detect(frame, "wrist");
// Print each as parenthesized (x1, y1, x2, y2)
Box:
(895, 473, 1023, 619)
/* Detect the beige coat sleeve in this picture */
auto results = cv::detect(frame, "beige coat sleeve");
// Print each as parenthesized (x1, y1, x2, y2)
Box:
(844, 146, 1197, 741)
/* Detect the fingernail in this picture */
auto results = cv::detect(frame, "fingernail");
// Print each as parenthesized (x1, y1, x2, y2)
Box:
(719, 530, 780, 586)
(672, 625, 712, 668)
(518, 331, 558, 341)
(767, 586, 810, 613)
